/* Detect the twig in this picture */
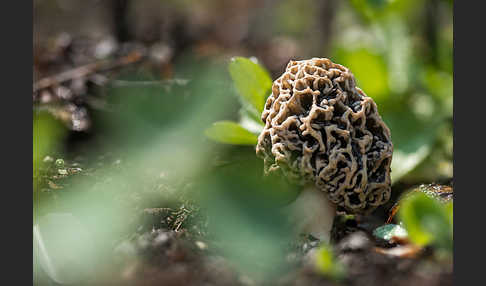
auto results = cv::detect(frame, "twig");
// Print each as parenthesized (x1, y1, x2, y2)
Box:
(111, 79, 189, 87)
(33, 51, 144, 93)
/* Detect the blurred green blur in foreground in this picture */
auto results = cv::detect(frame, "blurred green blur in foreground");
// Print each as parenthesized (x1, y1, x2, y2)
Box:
(33, 0, 452, 283)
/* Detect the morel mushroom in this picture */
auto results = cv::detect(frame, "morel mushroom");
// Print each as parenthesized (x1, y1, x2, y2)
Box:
(256, 58, 393, 241)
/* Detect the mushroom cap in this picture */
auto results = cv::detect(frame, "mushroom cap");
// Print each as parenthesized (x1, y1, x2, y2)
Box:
(256, 58, 393, 214)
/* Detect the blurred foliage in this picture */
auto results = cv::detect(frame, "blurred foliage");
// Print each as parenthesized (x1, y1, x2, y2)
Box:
(398, 192, 453, 252)
(314, 243, 345, 281)
(33, 110, 67, 191)
(197, 156, 300, 278)
(334, 0, 453, 183)
(34, 213, 97, 284)
(349, 0, 422, 21)
(34, 0, 452, 282)
(335, 47, 390, 105)
(33, 57, 300, 281)
(205, 0, 453, 184)
(274, 0, 316, 37)
(385, 112, 441, 182)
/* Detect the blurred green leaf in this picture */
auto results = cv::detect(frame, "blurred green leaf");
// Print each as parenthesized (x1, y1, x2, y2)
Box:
(383, 17, 412, 94)
(314, 244, 345, 281)
(208, 157, 301, 207)
(239, 107, 264, 135)
(402, 121, 453, 182)
(34, 213, 96, 284)
(315, 245, 333, 273)
(196, 156, 297, 278)
(334, 48, 390, 105)
(33, 111, 67, 184)
(239, 102, 264, 127)
(398, 192, 453, 251)
(392, 146, 431, 183)
(445, 202, 453, 227)
(373, 224, 408, 241)
(229, 57, 272, 114)
(422, 68, 453, 117)
(205, 121, 258, 145)
(239, 115, 264, 135)
(350, 0, 421, 21)
(384, 112, 439, 183)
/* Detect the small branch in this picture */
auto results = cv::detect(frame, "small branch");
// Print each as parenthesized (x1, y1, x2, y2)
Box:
(110, 78, 189, 87)
(33, 51, 144, 93)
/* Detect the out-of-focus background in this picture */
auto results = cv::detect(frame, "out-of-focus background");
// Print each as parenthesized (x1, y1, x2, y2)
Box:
(33, 0, 453, 285)
(34, 0, 453, 183)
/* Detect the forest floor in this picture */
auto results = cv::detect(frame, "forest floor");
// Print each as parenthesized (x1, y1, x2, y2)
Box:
(33, 35, 453, 286)
(34, 154, 453, 286)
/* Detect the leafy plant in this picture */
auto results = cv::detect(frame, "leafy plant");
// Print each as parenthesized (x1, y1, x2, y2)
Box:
(206, 42, 452, 186)
(204, 57, 271, 145)
(204, 121, 258, 145)
(398, 192, 453, 252)
(384, 112, 442, 182)
(228, 57, 273, 115)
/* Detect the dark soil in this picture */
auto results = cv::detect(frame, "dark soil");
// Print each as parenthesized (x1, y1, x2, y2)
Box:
(100, 218, 453, 286)
(34, 152, 453, 286)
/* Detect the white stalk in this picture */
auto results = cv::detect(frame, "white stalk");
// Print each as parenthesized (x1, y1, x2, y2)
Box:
(284, 185, 336, 243)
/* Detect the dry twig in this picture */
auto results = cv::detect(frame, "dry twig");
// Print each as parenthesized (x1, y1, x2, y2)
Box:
(33, 51, 144, 93)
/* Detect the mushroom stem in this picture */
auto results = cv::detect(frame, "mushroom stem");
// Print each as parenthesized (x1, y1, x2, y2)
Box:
(285, 184, 336, 243)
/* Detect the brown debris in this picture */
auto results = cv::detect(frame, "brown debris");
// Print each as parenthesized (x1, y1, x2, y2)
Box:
(374, 245, 423, 259)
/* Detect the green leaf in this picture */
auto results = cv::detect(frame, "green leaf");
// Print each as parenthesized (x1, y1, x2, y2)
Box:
(398, 192, 453, 251)
(239, 115, 264, 135)
(422, 67, 453, 117)
(383, 112, 438, 183)
(315, 245, 333, 273)
(33, 111, 67, 184)
(238, 107, 264, 136)
(373, 224, 408, 241)
(392, 145, 431, 183)
(314, 244, 345, 281)
(229, 57, 272, 113)
(204, 121, 258, 145)
(383, 17, 412, 94)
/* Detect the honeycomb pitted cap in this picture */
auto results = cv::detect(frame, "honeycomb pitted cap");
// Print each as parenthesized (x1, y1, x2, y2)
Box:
(256, 58, 393, 214)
